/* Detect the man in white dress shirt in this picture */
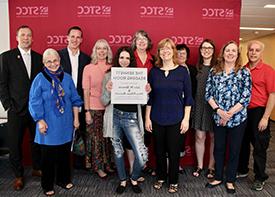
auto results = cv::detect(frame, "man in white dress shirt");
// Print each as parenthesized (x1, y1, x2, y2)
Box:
(58, 26, 90, 169)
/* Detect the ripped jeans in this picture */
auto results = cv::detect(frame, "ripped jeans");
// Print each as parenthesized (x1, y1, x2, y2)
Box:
(111, 108, 148, 181)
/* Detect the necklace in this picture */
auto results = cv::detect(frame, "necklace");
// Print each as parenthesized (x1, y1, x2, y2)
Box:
(161, 64, 178, 77)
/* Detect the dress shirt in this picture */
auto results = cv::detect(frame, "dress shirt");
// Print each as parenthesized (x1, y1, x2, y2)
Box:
(67, 47, 80, 87)
(18, 47, 31, 78)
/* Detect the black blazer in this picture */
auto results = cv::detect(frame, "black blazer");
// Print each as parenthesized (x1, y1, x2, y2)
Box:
(0, 48, 43, 115)
(58, 48, 91, 99)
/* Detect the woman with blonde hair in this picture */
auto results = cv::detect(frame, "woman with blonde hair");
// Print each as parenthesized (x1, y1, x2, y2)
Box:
(82, 39, 114, 178)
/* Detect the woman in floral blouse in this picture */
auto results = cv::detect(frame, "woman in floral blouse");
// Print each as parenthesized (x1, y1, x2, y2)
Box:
(205, 41, 251, 194)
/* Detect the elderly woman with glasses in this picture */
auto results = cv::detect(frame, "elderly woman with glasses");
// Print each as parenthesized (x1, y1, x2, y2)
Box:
(29, 48, 82, 196)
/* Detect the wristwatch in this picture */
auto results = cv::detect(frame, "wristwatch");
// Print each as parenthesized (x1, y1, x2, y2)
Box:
(84, 109, 89, 113)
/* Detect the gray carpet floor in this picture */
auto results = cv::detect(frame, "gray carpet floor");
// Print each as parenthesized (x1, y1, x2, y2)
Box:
(0, 122, 274, 196)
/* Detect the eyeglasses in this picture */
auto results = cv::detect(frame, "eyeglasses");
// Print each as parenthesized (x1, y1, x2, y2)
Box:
(201, 47, 214, 51)
(178, 51, 186, 55)
(136, 37, 148, 42)
(45, 59, 59, 66)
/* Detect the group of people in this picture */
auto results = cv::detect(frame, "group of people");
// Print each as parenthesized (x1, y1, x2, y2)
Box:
(0, 25, 274, 196)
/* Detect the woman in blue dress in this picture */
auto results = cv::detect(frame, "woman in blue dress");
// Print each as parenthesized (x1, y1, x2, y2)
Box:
(29, 48, 83, 196)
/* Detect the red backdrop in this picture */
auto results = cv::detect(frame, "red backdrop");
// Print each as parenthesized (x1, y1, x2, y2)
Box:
(9, 0, 241, 166)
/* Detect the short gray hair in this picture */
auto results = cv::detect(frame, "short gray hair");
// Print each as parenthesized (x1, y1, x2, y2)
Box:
(42, 48, 60, 63)
(247, 40, 265, 52)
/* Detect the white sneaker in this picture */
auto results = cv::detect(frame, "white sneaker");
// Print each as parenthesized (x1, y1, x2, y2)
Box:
(236, 172, 248, 178)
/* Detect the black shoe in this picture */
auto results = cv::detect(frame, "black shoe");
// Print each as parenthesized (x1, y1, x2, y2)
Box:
(205, 181, 223, 188)
(115, 183, 126, 194)
(225, 183, 236, 194)
(130, 180, 142, 193)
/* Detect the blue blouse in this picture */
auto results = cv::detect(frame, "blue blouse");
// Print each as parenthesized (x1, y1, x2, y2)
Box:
(29, 72, 83, 145)
(205, 68, 251, 128)
(148, 66, 193, 126)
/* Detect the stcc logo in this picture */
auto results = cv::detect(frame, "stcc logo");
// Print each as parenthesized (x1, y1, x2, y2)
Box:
(202, 8, 234, 18)
(108, 35, 132, 45)
(77, 5, 111, 16)
(47, 35, 68, 46)
(16, 6, 48, 17)
(171, 36, 204, 47)
(140, 6, 174, 17)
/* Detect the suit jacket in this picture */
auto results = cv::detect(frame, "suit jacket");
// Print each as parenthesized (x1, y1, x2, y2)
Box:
(0, 48, 43, 115)
(58, 48, 91, 99)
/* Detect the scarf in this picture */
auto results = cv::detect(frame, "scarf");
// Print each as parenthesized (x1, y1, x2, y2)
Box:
(44, 66, 65, 116)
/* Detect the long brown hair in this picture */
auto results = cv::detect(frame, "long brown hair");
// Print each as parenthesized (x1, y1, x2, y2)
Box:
(212, 41, 243, 74)
(155, 38, 178, 68)
(196, 39, 217, 70)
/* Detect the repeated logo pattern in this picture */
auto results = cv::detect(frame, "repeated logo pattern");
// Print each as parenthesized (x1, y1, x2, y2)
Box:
(140, 6, 174, 18)
(77, 5, 111, 17)
(202, 8, 234, 19)
(46, 35, 68, 47)
(16, 6, 48, 17)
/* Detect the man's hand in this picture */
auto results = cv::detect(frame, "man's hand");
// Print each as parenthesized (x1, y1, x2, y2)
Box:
(258, 117, 268, 132)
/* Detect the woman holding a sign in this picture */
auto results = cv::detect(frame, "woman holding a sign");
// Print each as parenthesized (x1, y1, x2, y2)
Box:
(101, 46, 149, 194)
(145, 38, 193, 193)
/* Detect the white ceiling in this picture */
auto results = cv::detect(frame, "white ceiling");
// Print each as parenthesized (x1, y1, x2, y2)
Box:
(241, 0, 275, 41)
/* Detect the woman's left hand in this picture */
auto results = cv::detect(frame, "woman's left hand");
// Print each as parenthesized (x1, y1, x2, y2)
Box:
(145, 83, 151, 94)
(180, 119, 189, 134)
(106, 80, 113, 92)
(219, 118, 227, 126)
(74, 119, 80, 129)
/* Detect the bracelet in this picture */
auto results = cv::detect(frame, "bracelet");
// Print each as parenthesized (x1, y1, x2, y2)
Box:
(213, 107, 220, 113)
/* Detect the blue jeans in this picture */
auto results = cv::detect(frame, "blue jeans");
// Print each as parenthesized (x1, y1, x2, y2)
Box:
(111, 108, 148, 181)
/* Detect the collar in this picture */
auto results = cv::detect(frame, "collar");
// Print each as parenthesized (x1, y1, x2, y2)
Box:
(246, 59, 263, 71)
(67, 47, 80, 57)
(134, 50, 153, 61)
(18, 46, 31, 55)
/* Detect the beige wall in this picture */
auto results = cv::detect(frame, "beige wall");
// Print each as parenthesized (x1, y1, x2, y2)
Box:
(240, 33, 275, 121)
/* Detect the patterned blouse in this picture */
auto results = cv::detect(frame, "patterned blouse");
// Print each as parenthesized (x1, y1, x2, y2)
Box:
(205, 67, 252, 128)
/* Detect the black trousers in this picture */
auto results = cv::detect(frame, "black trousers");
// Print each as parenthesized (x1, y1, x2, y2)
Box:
(152, 121, 184, 184)
(238, 107, 270, 181)
(40, 142, 71, 191)
(7, 110, 41, 177)
(213, 121, 246, 183)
